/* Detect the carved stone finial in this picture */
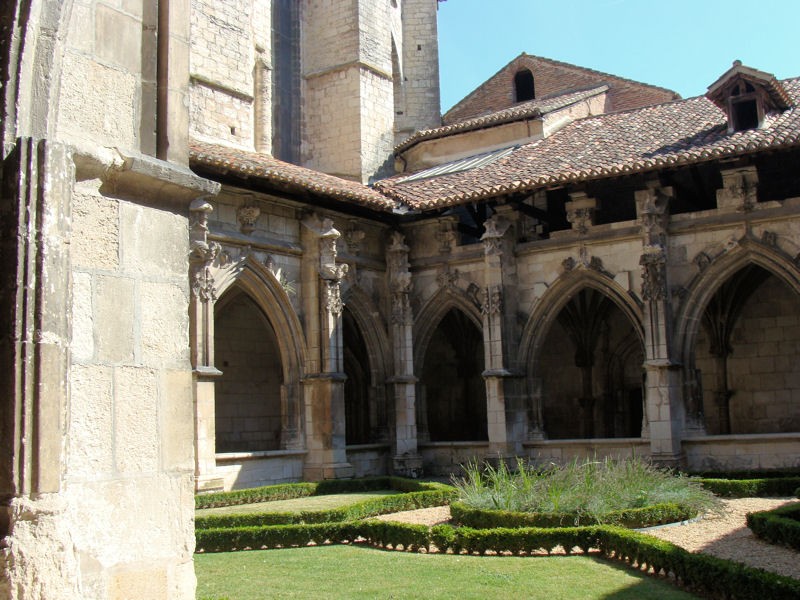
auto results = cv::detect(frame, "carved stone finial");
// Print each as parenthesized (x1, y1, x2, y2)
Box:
(481, 214, 511, 255)
(436, 267, 459, 291)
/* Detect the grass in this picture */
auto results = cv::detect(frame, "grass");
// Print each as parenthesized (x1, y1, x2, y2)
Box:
(196, 491, 397, 517)
(195, 545, 700, 599)
(453, 457, 720, 522)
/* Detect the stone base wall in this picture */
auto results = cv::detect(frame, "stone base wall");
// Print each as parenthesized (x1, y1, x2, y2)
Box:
(215, 451, 306, 490)
(346, 445, 390, 478)
(683, 433, 800, 472)
(523, 439, 650, 466)
(419, 442, 491, 477)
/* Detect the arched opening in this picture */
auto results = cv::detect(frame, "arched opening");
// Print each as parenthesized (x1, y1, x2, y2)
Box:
(694, 265, 800, 434)
(514, 68, 535, 102)
(420, 308, 487, 441)
(343, 307, 371, 444)
(214, 289, 284, 452)
(539, 289, 644, 439)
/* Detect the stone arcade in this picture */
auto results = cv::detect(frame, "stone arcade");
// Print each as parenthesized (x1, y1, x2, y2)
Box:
(2, 1, 799, 598)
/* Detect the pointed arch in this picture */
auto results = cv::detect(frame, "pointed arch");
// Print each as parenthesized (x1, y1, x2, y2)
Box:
(341, 286, 391, 380)
(674, 239, 800, 367)
(341, 285, 391, 443)
(413, 286, 483, 372)
(518, 269, 644, 371)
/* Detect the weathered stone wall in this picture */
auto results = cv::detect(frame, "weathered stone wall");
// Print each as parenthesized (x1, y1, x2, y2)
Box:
(67, 177, 196, 598)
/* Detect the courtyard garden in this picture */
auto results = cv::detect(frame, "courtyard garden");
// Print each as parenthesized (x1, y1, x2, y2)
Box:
(194, 459, 800, 599)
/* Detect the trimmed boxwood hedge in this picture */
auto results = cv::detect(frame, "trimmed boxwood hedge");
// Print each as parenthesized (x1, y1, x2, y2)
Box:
(196, 483, 455, 529)
(449, 501, 697, 529)
(696, 477, 800, 498)
(195, 476, 453, 510)
(746, 502, 800, 551)
(195, 521, 800, 600)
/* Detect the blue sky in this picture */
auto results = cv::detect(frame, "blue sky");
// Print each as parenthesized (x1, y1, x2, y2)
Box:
(437, 0, 800, 112)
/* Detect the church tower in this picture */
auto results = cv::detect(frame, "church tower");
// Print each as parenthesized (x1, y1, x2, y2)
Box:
(301, 0, 440, 183)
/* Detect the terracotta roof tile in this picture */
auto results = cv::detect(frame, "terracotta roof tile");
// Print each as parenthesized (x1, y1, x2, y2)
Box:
(189, 141, 398, 212)
(375, 78, 800, 210)
(395, 86, 609, 154)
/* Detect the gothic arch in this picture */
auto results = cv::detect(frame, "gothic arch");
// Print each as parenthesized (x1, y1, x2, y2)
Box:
(413, 285, 483, 372)
(214, 256, 308, 389)
(518, 269, 644, 372)
(341, 285, 391, 443)
(341, 286, 391, 380)
(674, 239, 800, 367)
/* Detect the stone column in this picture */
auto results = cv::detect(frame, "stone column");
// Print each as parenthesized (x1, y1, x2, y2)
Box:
(301, 215, 353, 480)
(635, 183, 685, 466)
(386, 232, 423, 476)
(188, 198, 225, 492)
(480, 210, 524, 456)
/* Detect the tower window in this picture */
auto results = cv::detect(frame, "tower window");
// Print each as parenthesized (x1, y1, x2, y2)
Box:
(514, 69, 535, 102)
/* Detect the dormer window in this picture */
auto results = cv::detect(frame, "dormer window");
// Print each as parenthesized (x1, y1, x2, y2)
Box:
(706, 60, 794, 134)
(514, 69, 535, 102)
(729, 81, 760, 131)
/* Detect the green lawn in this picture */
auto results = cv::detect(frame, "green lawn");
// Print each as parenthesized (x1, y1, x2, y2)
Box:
(195, 545, 699, 599)
(196, 491, 397, 517)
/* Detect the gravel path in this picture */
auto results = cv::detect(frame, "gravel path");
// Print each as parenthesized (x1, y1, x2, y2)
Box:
(375, 499, 800, 579)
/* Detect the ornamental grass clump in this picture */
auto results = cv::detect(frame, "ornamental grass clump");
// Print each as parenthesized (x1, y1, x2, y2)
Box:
(452, 457, 720, 524)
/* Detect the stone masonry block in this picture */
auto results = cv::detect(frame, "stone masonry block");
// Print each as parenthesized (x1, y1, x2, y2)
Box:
(140, 281, 189, 367)
(95, 275, 135, 363)
(72, 183, 119, 270)
(120, 202, 188, 278)
(71, 271, 94, 362)
(69, 364, 114, 477)
(115, 367, 159, 474)
(96, 5, 142, 73)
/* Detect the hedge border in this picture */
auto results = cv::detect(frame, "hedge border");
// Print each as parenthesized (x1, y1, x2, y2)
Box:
(746, 502, 800, 551)
(196, 484, 455, 529)
(195, 521, 800, 600)
(195, 476, 452, 510)
(696, 477, 800, 498)
(449, 501, 697, 529)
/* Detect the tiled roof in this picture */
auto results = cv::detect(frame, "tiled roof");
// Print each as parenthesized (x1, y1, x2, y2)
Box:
(189, 141, 398, 212)
(375, 78, 800, 210)
(395, 86, 609, 154)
